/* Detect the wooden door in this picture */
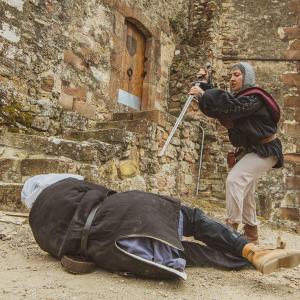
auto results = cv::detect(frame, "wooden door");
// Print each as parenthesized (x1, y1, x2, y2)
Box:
(121, 21, 146, 99)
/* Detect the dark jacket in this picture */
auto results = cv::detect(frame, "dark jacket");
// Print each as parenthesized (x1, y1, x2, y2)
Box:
(198, 88, 283, 168)
(29, 178, 185, 279)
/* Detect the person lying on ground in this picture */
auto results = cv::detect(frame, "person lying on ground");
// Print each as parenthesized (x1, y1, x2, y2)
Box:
(21, 174, 300, 280)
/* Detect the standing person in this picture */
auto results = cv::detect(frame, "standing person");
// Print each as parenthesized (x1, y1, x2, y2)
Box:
(189, 62, 283, 244)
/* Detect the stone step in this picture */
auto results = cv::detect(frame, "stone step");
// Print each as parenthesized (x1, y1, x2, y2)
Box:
(0, 158, 22, 183)
(96, 119, 155, 134)
(0, 132, 122, 163)
(0, 182, 26, 212)
(0, 157, 100, 183)
(63, 128, 136, 145)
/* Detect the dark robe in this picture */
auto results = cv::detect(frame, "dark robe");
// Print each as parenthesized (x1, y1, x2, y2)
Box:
(198, 88, 283, 168)
(29, 178, 186, 279)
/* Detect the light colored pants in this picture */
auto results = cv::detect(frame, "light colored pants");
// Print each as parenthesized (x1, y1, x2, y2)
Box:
(226, 152, 278, 226)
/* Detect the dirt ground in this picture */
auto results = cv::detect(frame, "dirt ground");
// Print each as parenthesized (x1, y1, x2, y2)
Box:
(0, 205, 300, 300)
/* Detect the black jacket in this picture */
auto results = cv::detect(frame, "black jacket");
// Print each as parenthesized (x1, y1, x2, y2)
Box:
(198, 88, 283, 168)
(29, 178, 186, 279)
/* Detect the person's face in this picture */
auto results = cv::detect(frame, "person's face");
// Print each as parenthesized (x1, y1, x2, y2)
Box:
(230, 68, 244, 93)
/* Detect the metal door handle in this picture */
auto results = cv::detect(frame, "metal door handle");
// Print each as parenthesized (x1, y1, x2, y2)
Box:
(127, 68, 133, 78)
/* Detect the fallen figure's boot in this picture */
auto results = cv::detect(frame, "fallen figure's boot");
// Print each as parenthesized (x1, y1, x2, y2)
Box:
(242, 242, 300, 274)
(61, 255, 97, 274)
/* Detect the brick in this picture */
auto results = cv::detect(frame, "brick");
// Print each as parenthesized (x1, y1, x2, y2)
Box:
(285, 50, 300, 60)
(59, 92, 74, 110)
(73, 101, 96, 119)
(289, 39, 300, 50)
(78, 47, 100, 65)
(284, 154, 300, 164)
(20, 158, 72, 176)
(109, 71, 121, 101)
(41, 75, 54, 92)
(63, 86, 87, 101)
(64, 50, 88, 71)
(110, 47, 123, 70)
(118, 160, 138, 179)
(279, 207, 300, 221)
(116, 2, 160, 38)
(284, 153, 300, 164)
(141, 83, 156, 110)
(288, 0, 300, 13)
(113, 11, 125, 38)
(284, 123, 300, 137)
(284, 95, 300, 108)
(283, 26, 300, 40)
(286, 176, 300, 189)
(282, 73, 300, 87)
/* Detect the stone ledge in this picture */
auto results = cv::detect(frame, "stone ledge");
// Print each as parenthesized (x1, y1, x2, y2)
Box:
(63, 128, 136, 144)
(0, 132, 122, 163)
(96, 119, 154, 134)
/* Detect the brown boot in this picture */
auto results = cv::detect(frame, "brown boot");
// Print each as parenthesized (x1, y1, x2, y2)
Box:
(242, 243, 300, 274)
(226, 219, 239, 231)
(242, 224, 259, 244)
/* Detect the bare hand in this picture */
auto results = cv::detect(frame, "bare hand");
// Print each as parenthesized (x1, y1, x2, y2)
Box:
(189, 86, 204, 97)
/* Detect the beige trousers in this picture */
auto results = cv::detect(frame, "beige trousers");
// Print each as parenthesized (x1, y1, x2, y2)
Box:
(226, 152, 278, 226)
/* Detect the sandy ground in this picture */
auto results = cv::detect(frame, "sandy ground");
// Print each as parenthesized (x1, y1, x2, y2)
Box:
(0, 207, 300, 300)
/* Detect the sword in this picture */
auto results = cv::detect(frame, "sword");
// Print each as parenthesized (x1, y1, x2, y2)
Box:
(158, 63, 212, 157)
(158, 63, 213, 194)
(158, 82, 200, 157)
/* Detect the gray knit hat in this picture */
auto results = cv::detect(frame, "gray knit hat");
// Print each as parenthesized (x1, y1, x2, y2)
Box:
(231, 62, 256, 89)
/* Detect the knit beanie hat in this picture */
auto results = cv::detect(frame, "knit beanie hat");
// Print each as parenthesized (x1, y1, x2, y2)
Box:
(231, 62, 256, 89)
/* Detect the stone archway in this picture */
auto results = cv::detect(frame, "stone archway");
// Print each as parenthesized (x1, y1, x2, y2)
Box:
(108, 1, 163, 111)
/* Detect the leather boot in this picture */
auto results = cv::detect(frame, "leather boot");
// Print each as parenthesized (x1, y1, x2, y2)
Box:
(242, 243, 300, 274)
(242, 224, 258, 244)
(226, 220, 239, 231)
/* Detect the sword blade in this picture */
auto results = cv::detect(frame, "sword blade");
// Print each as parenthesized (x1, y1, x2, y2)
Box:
(158, 95, 194, 157)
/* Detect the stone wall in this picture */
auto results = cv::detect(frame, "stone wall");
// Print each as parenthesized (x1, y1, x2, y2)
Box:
(279, 0, 300, 229)
(0, 0, 298, 227)
(0, 0, 207, 210)
(0, 0, 187, 134)
(167, 0, 299, 226)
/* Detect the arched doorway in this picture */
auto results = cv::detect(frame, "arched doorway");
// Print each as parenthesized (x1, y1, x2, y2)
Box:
(118, 20, 147, 110)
